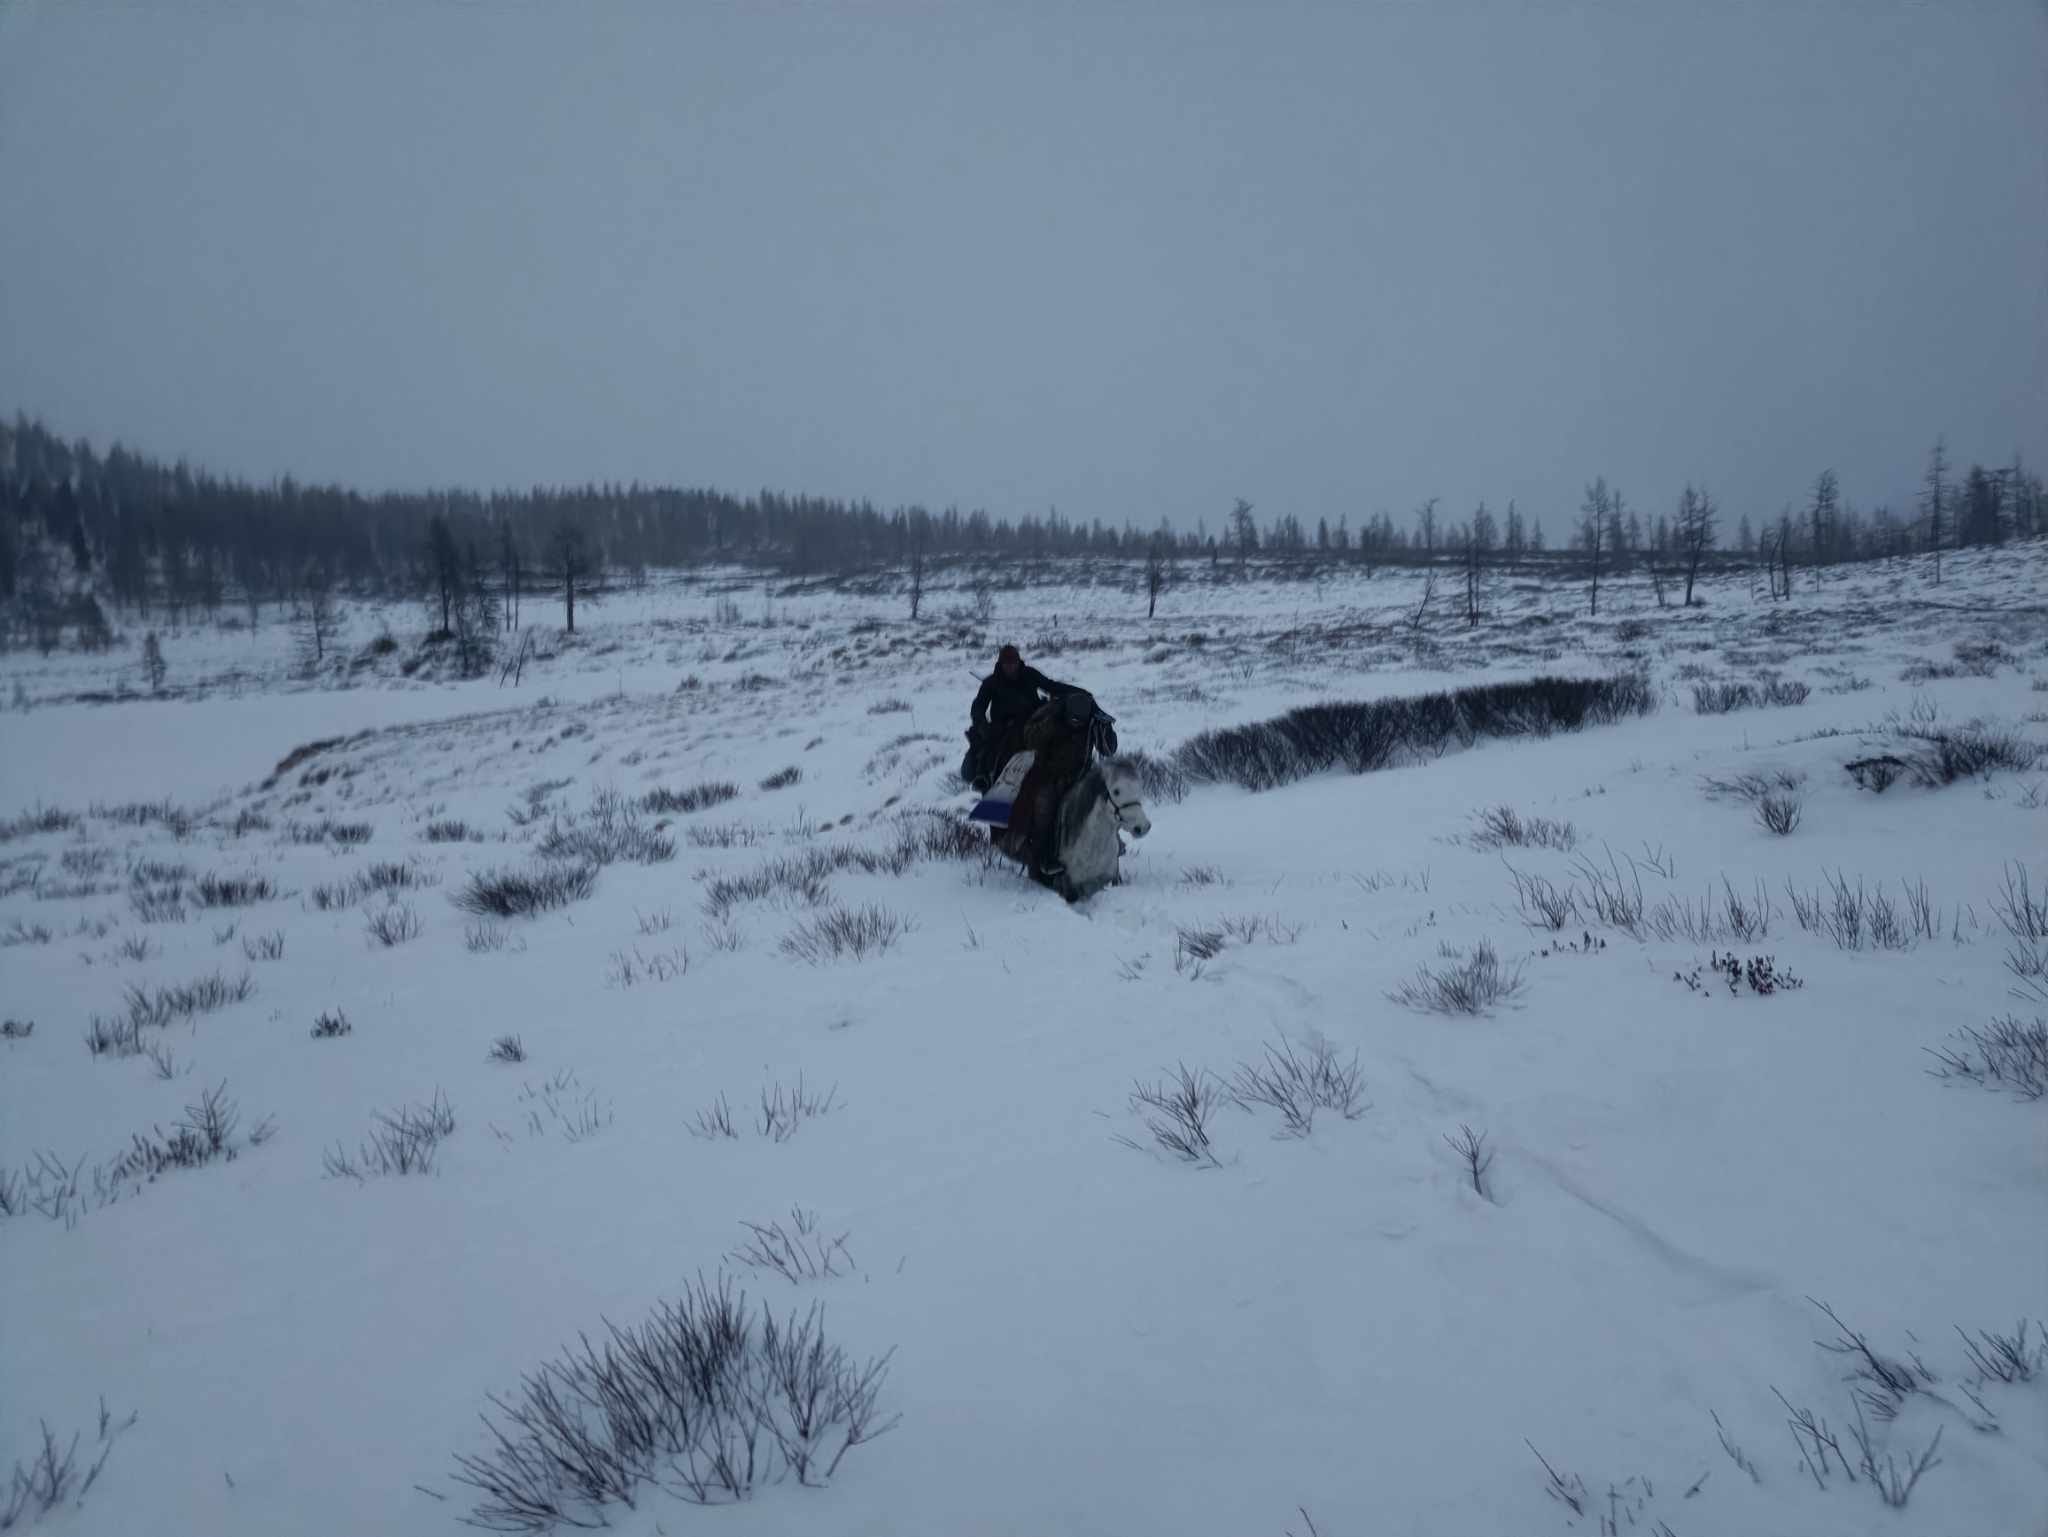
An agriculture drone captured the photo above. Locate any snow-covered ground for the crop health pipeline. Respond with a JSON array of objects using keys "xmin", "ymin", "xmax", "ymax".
[{"xmin": 4, "ymin": 549, "xmax": 2045, "ymax": 1537}]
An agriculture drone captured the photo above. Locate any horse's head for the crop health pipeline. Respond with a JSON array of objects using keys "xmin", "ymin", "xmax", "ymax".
[{"xmin": 1100, "ymin": 760, "xmax": 1152, "ymax": 838}]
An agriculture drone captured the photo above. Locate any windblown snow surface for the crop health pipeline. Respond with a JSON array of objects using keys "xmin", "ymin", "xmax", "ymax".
[{"xmin": 4, "ymin": 550, "xmax": 2045, "ymax": 1537}]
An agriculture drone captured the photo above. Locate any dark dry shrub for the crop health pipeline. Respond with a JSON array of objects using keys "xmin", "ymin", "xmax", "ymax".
[
  {"xmin": 242, "ymin": 929, "xmax": 286, "ymax": 962},
  {"xmin": 193, "ymin": 871, "xmax": 277, "ymax": 908},
  {"xmin": 84, "ymin": 1013, "xmax": 145, "ymax": 1058},
  {"xmin": 887, "ymin": 808, "xmax": 984, "ymax": 863},
  {"xmin": 1399, "ymin": 693, "xmax": 1466, "ymax": 756},
  {"xmin": 311, "ymin": 1010, "xmax": 351, "ymax": 1039},
  {"xmin": 60, "ymin": 846, "xmax": 114, "ymax": 878},
  {"xmin": 1846, "ymin": 755, "xmax": 1907, "ymax": 793},
  {"xmin": 129, "ymin": 885, "xmax": 187, "ymax": 924},
  {"xmin": 1756, "ymin": 792, "xmax": 1803, "ymax": 836},
  {"xmin": 127, "ymin": 858, "xmax": 190, "ymax": 887},
  {"xmin": 105, "ymin": 1082, "xmax": 270, "ymax": 1187},
  {"xmin": 121, "ymin": 969, "xmax": 255, "ymax": 1032},
  {"xmin": 0, "ymin": 861, "xmax": 43, "ymax": 902},
  {"xmin": 1568, "ymin": 847, "xmax": 1650, "ymax": 936},
  {"xmin": 357, "ymin": 861, "xmax": 429, "ymax": 895},
  {"xmin": 1173, "ymin": 675, "xmax": 1653, "ymax": 793},
  {"xmin": 1175, "ymin": 718, "xmax": 1312, "ymax": 792},
  {"xmin": 1927, "ymin": 1016, "xmax": 2047, "ymax": 1100},
  {"xmin": 270, "ymin": 736, "xmax": 345, "ymax": 780},
  {"xmin": 1701, "ymin": 768, "xmax": 1805, "ymax": 805},
  {"xmin": 1229, "ymin": 1036, "xmax": 1365, "ymax": 1136},
  {"xmin": 686, "ymin": 819, "xmax": 764, "ymax": 849},
  {"xmin": 1896, "ymin": 724, "xmax": 2043, "ymax": 786},
  {"xmin": 705, "ymin": 818, "xmax": 980, "ymax": 919},
  {"xmin": 1785, "ymin": 871, "xmax": 1910, "ymax": 951},
  {"xmin": 421, "ymin": 819, "xmax": 477, "ymax": 843},
  {"xmin": 0, "ymin": 806, "xmax": 81, "ymax": 843},
  {"xmin": 1121, "ymin": 1064, "xmax": 1223, "ymax": 1166},
  {"xmin": 780, "ymin": 904, "xmax": 910, "ymax": 963},
  {"xmin": 448, "ymin": 1274, "xmax": 897, "ymax": 1527},
  {"xmin": 1953, "ymin": 638, "xmax": 2011, "ymax": 676},
  {"xmin": 1, "ymin": 1019, "xmax": 33, "ymax": 1040},
  {"xmin": 91, "ymin": 799, "xmax": 196, "ymax": 838},
  {"xmin": 1389, "ymin": 940, "xmax": 1526, "ymax": 1015},
  {"xmin": 1216, "ymin": 913, "xmax": 1300, "ymax": 945},
  {"xmin": 641, "ymin": 780, "xmax": 740, "ymax": 816},
  {"xmin": 1694, "ymin": 681, "xmax": 1755, "ymax": 714},
  {"xmin": 1991, "ymin": 863, "xmax": 2047, "ymax": 944},
  {"xmin": 364, "ymin": 902, "xmax": 423, "ymax": 947},
  {"xmin": 727, "ymin": 1206, "xmax": 855, "ymax": 1282},
  {"xmin": 33, "ymin": 878, "xmax": 104, "ymax": 903},
  {"xmin": 324, "ymin": 1090, "xmax": 455, "ymax": 1179},
  {"xmin": 488, "ymin": 1034, "xmax": 526, "ymax": 1063},
  {"xmin": 756, "ymin": 1075, "xmax": 840, "ymax": 1141},
  {"xmin": 690, "ymin": 1092, "xmax": 739, "ymax": 1140},
  {"xmin": 1695, "ymin": 677, "xmax": 1811, "ymax": 714},
  {"xmin": 1901, "ymin": 658, "xmax": 1961, "ymax": 682},
  {"xmin": 703, "ymin": 868, "xmax": 777, "ymax": 919},
  {"xmin": 1957, "ymin": 1320, "xmax": 2045, "ymax": 1385},
  {"xmin": 1115, "ymin": 750, "xmax": 1190, "ymax": 805},
  {"xmin": 454, "ymin": 863, "xmax": 598, "ymax": 918},
  {"xmin": 536, "ymin": 789, "xmax": 675, "ymax": 867},
  {"xmin": 1507, "ymin": 866, "xmax": 1579, "ymax": 930},
  {"xmin": 1471, "ymin": 805, "xmax": 1578, "ymax": 851},
  {"xmin": 1487, "ymin": 679, "xmax": 1583, "ymax": 731},
  {"xmin": 286, "ymin": 817, "xmax": 373, "ymax": 846},
  {"xmin": 760, "ymin": 765, "xmax": 803, "ymax": 791},
  {"xmin": 1643, "ymin": 876, "xmax": 1776, "ymax": 944},
  {"xmin": 867, "ymin": 698, "xmax": 912, "ymax": 714},
  {"xmin": 0, "ymin": 1399, "xmax": 134, "ymax": 1524}
]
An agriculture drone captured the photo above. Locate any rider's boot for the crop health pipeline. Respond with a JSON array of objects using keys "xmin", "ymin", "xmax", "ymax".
[{"xmin": 1031, "ymin": 808, "xmax": 1064, "ymax": 880}]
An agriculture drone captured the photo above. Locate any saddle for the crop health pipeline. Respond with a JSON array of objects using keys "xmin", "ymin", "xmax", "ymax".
[{"xmin": 967, "ymin": 750, "xmax": 1036, "ymax": 827}]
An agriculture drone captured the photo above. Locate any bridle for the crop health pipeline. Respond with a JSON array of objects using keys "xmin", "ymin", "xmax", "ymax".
[{"xmin": 1101, "ymin": 769, "xmax": 1149, "ymax": 833}]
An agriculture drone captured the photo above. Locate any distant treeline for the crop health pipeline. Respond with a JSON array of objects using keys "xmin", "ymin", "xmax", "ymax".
[{"xmin": 0, "ymin": 412, "xmax": 2040, "ymax": 637}]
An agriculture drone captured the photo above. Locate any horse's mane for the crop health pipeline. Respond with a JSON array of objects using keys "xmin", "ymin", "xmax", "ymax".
[{"xmin": 1056, "ymin": 763, "xmax": 1110, "ymax": 844}]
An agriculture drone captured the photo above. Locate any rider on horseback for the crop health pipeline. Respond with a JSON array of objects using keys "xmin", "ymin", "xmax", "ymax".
[
  {"xmin": 965, "ymin": 645, "xmax": 1122, "ymax": 885},
  {"xmin": 966, "ymin": 645, "xmax": 1074, "ymax": 792},
  {"xmin": 1010, "ymin": 690, "xmax": 1101, "ymax": 880}
]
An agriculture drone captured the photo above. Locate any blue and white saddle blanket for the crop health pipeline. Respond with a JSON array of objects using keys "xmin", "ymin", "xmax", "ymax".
[{"xmin": 967, "ymin": 750, "xmax": 1036, "ymax": 827}]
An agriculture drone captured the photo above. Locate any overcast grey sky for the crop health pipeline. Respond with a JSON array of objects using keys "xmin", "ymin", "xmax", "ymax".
[{"xmin": 2, "ymin": 1, "xmax": 2043, "ymax": 535}]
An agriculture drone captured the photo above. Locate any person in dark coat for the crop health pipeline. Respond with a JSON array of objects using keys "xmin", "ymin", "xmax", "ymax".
[
  {"xmin": 1004, "ymin": 690, "xmax": 1100, "ymax": 882},
  {"xmin": 965, "ymin": 644, "xmax": 1074, "ymax": 790}
]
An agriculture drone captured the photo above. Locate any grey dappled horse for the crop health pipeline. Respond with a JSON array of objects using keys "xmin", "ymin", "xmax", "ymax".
[{"xmin": 1046, "ymin": 759, "xmax": 1152, "ymax": 902}]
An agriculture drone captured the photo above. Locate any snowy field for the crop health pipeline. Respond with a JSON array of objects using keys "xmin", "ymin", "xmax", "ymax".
[{"xmin": 4, "ymin": 549, "xmax": 2046, "ymax": 1537}]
